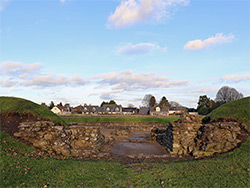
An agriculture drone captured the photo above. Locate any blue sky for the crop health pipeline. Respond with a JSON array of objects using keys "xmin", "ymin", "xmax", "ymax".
[{"xmin": 0, "ymin": 0, "xmax": 249, "ymax": 107}]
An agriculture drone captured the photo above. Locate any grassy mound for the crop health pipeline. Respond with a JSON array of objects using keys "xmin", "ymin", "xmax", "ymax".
[
  {"xmin": 208, "ymin": 97, "xmax": 250, "ymax": 129},
  {"xmin": 0, "ymin": 96, "xmax": 67, "ymax": 127}
]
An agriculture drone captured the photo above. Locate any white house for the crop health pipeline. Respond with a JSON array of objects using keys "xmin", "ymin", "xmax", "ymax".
[
  {"xmin": 51, "ymin": 106, "xmax": 71, "ymax": 115},
  {"xmin": 51, "ymin": 106, "xmax": 62, "ymax": 114}
]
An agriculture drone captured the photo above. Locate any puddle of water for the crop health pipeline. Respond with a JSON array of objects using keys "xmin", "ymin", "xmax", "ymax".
[
  {"xmin": 129, "ymin": 132, "xmax": 150, "ymax": 141},
  {"xmin": 129, "ymin": 137, "xmax": 147, "ymax": 141},
  {"xmin": 110, "ymin": 142, "xmax": 168, "ymax": 156}
]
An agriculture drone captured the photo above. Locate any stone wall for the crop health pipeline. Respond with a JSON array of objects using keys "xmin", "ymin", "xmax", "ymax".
[
  {"xmin": 152, "ymin": 115, "xmax": 249, "ymax": 158},
  {"xmin": 14, "ymin": 121, "xmax": 105, "ymax": 157}
]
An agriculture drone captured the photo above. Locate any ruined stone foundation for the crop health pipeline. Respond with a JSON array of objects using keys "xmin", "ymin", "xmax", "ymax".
[
  {"xmin": 152, "ymin": 115, "xmax": 249, "ymax": 158},
  {"xmin": 14, "ymin": 121, "xmax": 105, "ymax": 157}
]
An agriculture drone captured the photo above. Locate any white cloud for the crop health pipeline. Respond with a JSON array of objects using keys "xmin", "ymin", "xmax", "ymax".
[
  {"xmin": 189, "ymin": 88, "xmax": 217, "ymax": 93},
  {"xmin": 188, "ymin": 98, "xmax": 198, "ymax": 103},
  {"xmin": 0, "ymin": 0, "xmax": 10, "ymax": 11},
  {"xmin": 0, "ymin": 61, "xmax": 41, "ymax": 76},
  {"xmin": 21, "ymin": 74, "xmax": 89, "ymax": 88},
  {"xmin": 0, "ymin": 61, "xmax": 88, "ymax": 88},
  {"xmin": 93, "ymin": 70, "xmax": 189, "ymax": 91},
  {"xmin": 60, "ymin": 0, "xmax": 66, "ymax": 3},
  {"xmin": 107, "ymin": 0, "xmax": 189, "ymax": 29},
  {"xmin": 221, "ymin": 74, "xmax": 250, "ymax": 83},
  {"xmin": 0, "ymin": 79, "xmax": 17, "ymax": 87},
  {"xmin": 118, "ymin": 42, "xmax": 166, "ymax": 55},
  {"xmin": 184, "ymin": 33, "xmax": 235, "ymax": 50},
  {"xmin": 91, "ymin": 91, "xmax": 123, "ymax": 100}
]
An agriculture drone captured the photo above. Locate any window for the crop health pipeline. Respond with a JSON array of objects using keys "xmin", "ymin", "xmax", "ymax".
[
  {"xmin": 115, "ymin": 107, "xmax": 120, "ymax": 112},
  {"xmin": 106, "ymin": 107, "xmax": 110, "ymax": 112}
]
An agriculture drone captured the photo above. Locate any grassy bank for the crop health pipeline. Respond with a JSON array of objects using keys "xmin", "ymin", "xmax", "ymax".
[
  {"xmin": 61, "ymin": 116, "xmax": 179, "ymax": 124},
  {"xmin": 208, "ymin": 96, "xmax": 250, "ymax": 129},
  {"xmin": 0, "ymin": 96, "xmax": 68, "ymax": 127}
]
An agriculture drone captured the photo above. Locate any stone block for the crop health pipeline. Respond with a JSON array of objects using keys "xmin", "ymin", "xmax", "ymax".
[
  {"xmin": 19, "ymin": 123, "xmax": 31, "ymax": 128},
  {"xmin": 44, "ymin": 133, "xmax": 54, "ymax": 141},
  {"xmin": 13, "ymin": 132, "xmax": 22, "ymax": 137},
  {"xmin": 54, "ymin": 126, "xmax": 64, "ymax": 131}
]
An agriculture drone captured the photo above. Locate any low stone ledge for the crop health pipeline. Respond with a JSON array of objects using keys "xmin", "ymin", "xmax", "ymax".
[{"xmin": 14, "ymin": 121, "xmax": 105, "ymax": 157}]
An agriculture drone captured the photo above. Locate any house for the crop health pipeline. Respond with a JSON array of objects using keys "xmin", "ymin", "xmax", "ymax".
[
  {"xmin": 51, "ymin": 105, "xmax": 71, "ymax": 115},
  {"xmin": 150, "ymin": 105, "xmax": 169, "ymax": 116},
  {"xmin": 122, "ymin": 107, "xmax": 137, "ymax": 115},
  {"xmin": 82, "ymin": 105, "xmax": 99, "ymax": 114},
  {"xmin": 169, "ymin": 107, "xmax": 186, "ymax": 115},
  {"xmin": 72, "ymin": 105, "xmax": 84, "ymax": 114},
  {"xmin": 64, "ymin": 103, "xmax": 71, "ymax": 110},
  {"xmin": 102, "ymin": 104, "xmax": 122, "ymax": 114},
  {"xmin": 71, "ymin": 103, "xmax": 123, "ymax": 115},
  {"xmin": 139, "ymin": 107, "xmax": 150, "ymax": 115},
  {"xmin": 51, "ymin": 106, "xmax": 62, "ymax": 114},
  {"xmin": 188, "ymin": 108, "xmax": 198, "ymax": 115}
]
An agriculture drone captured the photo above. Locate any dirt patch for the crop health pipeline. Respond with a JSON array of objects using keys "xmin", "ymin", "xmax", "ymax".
[
  {"xmin": 107, "ymin": 131, "xmax": 168, "ymax": 156},
  {"xmin": 95, "ymin": 129, "xmax": 184, "ymax": 162},
  {"xmin": 110, "ymin": 142, "xmax": 168, "ymax": 156},
  {"xmin": 0, "ymin": 112, "xmax": 40, "ymax": 136}
]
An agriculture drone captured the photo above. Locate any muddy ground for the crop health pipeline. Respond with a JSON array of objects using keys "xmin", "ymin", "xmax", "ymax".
[{"xmin": 85, "ymin": 125, "xmax": 192, "ymax": 162}]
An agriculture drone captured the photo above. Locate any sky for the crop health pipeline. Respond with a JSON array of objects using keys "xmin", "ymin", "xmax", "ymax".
[{"xmin": 0, "ymin": 0, "xmax": 249, "ymax": 108}]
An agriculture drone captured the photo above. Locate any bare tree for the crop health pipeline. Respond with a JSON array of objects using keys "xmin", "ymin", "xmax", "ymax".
[
  {"xmin": 49, "ymin": 101, "xmax": 55, "ymax": 109},
  {"xmin": 159, "ymin": 96, "xmax": 170, "ymax": 108},
  {"xmin": 149, "ymin": 96, "xmax": 156, "ymax": 108},
  {"xmin": 215, "ymin": 86, "xmax": 243, "ymax": 103},
  {"xmin": 142, "ymin": 94, "xmax": 153, "ymax": 107},
  {"xmin": 128, "ymin": 103, "xmax": 134, "ymax": 108},
  {"xmin": 169, "ymin": 101, "xmax": 183, "ymax": 107}
]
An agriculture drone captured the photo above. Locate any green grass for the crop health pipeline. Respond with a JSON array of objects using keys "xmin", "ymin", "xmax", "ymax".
[
  {"xmin": 62, "ymin": 116, "xmax": 179, "ymax": 124},
  {"xmin": 0, "ymin": 96, "xmax": 68, "ymax": 126},
  {"xmin": 0, "ymin": 130, "xmax": 249, "ymax": 187},
  {"xmin": 208, "ymin": 96, "xmax": 250, "ymax": 129},
  {"xmin": 0, "ymin": 131, "xmax": 128, "ymax": 187},
  {"xmin": 0, "ymin": 96, "xmax": 249, "ymax": 187}
]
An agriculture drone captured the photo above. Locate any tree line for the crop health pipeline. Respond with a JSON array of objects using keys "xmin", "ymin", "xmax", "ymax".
[
  {"xmin": 142, "ymin": 94, "xmax": 170, "ymax": 108},
  {"xmin": 43, "ymin": 86, "xmax": 243, "ymax": 115}
]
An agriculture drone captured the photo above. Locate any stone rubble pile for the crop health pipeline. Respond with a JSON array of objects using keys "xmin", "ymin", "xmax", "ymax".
[
  {"xmin": 14, "ymin": 121, "xmax": 105, "ymax": 157},
  {"xmin": 110, "ymin": 127, "xmax": 130, "ymax": 136},
  {"xmin": 152, "ymin": 115, "xmax": 248, "ymax": 158}
]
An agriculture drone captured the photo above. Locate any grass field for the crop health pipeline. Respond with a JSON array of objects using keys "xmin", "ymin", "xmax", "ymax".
[
  {"xmin": 61, "ymin": 116, "xmax": 179, "ymax": 124},
  {"xmin": 0, "ymin": 97, "xmax": 249, "ymax": 187}
]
